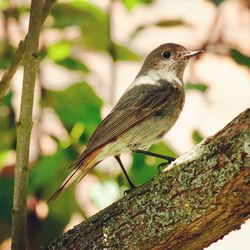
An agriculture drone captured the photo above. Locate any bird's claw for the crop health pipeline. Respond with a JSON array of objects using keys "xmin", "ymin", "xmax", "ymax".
[
  {"xmin": 158, "ymin": 157, "xmax": 176, "ymax": 173},
  {"xmin": 158, "ymin": 162, "xmax": 169, "ymax": 172},
  {"xmin": 124, "ymin": 184, "xmax": 137, "ymax": 195}
]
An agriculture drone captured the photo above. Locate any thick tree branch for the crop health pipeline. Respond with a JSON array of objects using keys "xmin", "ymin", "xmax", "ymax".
[
  {"xmin": 45, "ymin": 109, "xmax": 250, "ymax": 250},
  {"xmin": 0, "ymin": 0, "xmax": 57, "ymax": 101},
  {"xmin": 11, "ymin": 0, "xmax": 43, "ymax": 249}
]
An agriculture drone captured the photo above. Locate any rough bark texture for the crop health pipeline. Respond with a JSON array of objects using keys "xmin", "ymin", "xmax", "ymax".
[{"xmin": 45, "ymin": 109, "xmax": 250, "ymax": 250}]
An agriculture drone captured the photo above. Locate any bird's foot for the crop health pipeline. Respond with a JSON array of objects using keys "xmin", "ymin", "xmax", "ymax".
[
  {"xmin": 158, "ymin": 158, "xmax": 176, "ymax": 173},
  {"xmin": 124, "ymin": 184, "xmax": 137, "ymax": 195}
]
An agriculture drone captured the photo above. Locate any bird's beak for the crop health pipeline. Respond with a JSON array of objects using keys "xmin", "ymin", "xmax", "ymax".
[{"xmin": 182, "ymin": 50, "xmax": 204, "ymax": 59}]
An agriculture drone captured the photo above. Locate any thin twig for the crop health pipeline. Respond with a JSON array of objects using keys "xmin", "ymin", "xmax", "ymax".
[
  {"xmin": 0, "ymin": 0, "xmax": 57, "ymax": 101},
  {"xmin": 11, "ymin": 0, "xmax": 43, "ymax": 249}
]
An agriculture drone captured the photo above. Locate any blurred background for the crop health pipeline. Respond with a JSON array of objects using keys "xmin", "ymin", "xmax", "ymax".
[{"xmin": 0, "ymin": 0, "xmax": 250, "ymax": 249}]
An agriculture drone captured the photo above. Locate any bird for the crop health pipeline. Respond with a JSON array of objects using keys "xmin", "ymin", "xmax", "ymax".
[{"xmin": 48, "ymin": 43, "xmax": 203, "ymax": 201}]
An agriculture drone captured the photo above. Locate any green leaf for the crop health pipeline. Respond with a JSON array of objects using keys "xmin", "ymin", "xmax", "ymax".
[
  {"xmin": 155, "ymin": 19, "xmax": 185, "ymax": 27},
  {"xmin": 51, "ymin": 3, "xmax": 109, "ymax": 51},
  {"xmin": 0, "ymin": 177, "xmax": 14, "ymax": 241},
  {"xmin": 185, "ymin": 82, "xmax": 209, "ymax": 93},
  {"xmin": 122, "ymin": 0, "xmax": 154, "ymax": 10},
  {"xmin": 0, "ymin": 90, "xmax": 12, "ymax": 105},
  {"xmin": 51, "ymin": 3, "xmax": 90, "ymax": 28},
  {"xmin": 130, "ymin": 19, "xmax": 185, "ymax": 38},
  {"xmin": 29, "ymin": 148, "xmax": 71, "ymax": 194},
  {"xmin": 47, "ymin": 41, "xmax": 72, "ymax": 61},
  {"xmin": 130, "ymin": 142, "xmax": 176, "ymax": 185},
  {"xmin": 71, "ymin": 1, "xmax": 108, "ymax": 49},
  {"xmin": 70, "ymin": 122, "xmax": 85, "ymax": 143},
  {"xmin": 0, "ymin": 151, "xmax": 11, "ymax": 170},
  {"xmin": 0, "ymin": 42, "xmax": 15, "ymax": 69},
  {"xmin": 56, "ymin": 57, "xmax": 89, "ymax": 72},
  {"xmin": 230, "ymin": 48, "xmax": 250, "ymax": 68},
  {"xmin": 0, "ymin": 92, "xmax": 16, "ymax": 152},
  {"xmin": 115, "ymin": 44, "xmax": 140, "ymax": 61},
  {"xmin": 46, "ymin": 41, "xmax": 90, "ymax": 71},
  {"xmin": 42, "ymin": 82, "xmax": 102, "ymax": 135},
  {"xmin": 192, "ymin": 130, "xmax": 204, "ymax": 144},
  {"xmin": 0, "ymin": 0, "xmax": 9, "ymax": 9},
  {"xmin": 51, "ymin": 3, "xmax": 141, "ymax": 57}
]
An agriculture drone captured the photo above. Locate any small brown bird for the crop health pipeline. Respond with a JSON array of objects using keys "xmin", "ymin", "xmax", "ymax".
[{"xmin": 49, "ymin": 43, "xmax": 203, "ymax": 201}]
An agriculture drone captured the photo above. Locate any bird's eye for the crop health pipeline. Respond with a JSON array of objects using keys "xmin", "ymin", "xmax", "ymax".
[{"xmin": 162, "ymin": 51, "xmax": 171, "ymax": 59}]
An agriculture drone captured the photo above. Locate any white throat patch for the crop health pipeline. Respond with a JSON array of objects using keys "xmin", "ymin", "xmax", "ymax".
[{"xmin": 127, "ymin": 69, "xmax": 182, "ymax": 91}]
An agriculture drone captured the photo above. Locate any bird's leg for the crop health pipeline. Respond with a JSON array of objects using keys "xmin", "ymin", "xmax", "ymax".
[
  {"xmin": 157, "ymin": 162, "xmax": 173, "ymax": 172},
  {"xmin": 114, "ymin": 155, "xmax": 136, "ymax": 194},
  {"xmin": 133, "ymin": 150, "xmax": 176, "ymax": 172},
  {"xmin": 133, "ymin": 149, "xmax": 176, "ymax": 161}
]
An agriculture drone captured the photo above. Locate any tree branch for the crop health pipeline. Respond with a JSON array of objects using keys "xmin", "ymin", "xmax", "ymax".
[
  {"xmin": 0, "ymin": 0, "xmax": 57, "ymax": 101},
  {"xmin": 45, "ymin": 109, "xmax": 250, "ymax": 250},
  {"xmin": 11, "ymin": 0, "xmax": 43, "ymax": 249}
]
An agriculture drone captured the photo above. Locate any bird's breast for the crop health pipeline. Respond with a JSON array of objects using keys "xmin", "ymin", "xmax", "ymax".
[
  {"xmin": 155, "ymin": 85, "xmax": 185, "ymax": 118},
  {"xmin": 126, "ymin": 85, "xmax": 185, "ymax": 151}
]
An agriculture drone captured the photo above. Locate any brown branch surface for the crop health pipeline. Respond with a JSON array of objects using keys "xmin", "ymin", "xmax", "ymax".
[
  {"xmin": 45, "ymin": 109, "xmax": 250, "ymax": 250},
  {"xmin": 0, "ymin": 0, "xmax": 57, "ymax": 101}
]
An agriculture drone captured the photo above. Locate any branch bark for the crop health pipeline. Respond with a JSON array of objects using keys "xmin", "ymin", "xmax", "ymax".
[
  {"xmin": 11, "ymin": 1, "xmax": 43, "ymax": 249},
  {"xmin": 45, "ymin": 109, "xmax": 250, "ymax": 250},
  {"xmin": 0, "ymin": 0, "xmax": 57, "ymax": 101}
]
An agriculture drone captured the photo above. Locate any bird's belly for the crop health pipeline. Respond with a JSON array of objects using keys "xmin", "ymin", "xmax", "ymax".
[
  {"xmin": 128, "ymin": 99, "xmax": 184, "ymax": 150},
  {"xmin": 94, "ymin": 119, "xmax": 162, "ymax": 161}
]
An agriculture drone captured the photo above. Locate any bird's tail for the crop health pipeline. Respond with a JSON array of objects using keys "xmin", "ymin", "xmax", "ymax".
[{"xmin": 48, "ymin": 148, "xmax": 101, "ymax": 202}]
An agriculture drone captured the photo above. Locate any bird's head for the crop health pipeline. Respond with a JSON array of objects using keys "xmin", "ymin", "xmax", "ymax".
[{"xmin": 138, "ymin": 43, "xmax": 203, "ymax": 83}]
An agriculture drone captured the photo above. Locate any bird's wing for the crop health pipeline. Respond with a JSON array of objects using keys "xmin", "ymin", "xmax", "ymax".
[
  {"xmin": 48, "ymin": 81, "xmax": 178, "ymax": 201},
  {"xmin": 76, "ymin": 81, "xmax": 178, "ymax": 165}
]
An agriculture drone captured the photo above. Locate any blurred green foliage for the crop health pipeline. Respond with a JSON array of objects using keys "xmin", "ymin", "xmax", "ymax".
[
  {"xmin": 0, "ymin": 0, "xmax": 249, "ymax": 248},
  {"xmin": 130, "ymin": 142, "xmax": 176, "ymax": 185},
  {"xmin": 185, "ymin": 82, "xmax": 209, "ymax": 93},
  {"xmin": 0, "ymin": 42, "xmax": 16, "ymax": 69},
  {"xmin": 192, "ymin": 130, "xmax": 204, "ymax": 145},
  {"xmin": 123, "ymin": 0, "xmax": 154, "ymax": 10},
  {"xmin": 29, "ymin": 146, "xmax": 82, "ymax": 244},
  {"xmin": 52, "ymin": 2, "xmax": 109, "ymax": 51},
  {"xmin": 130, "ymin": 19, "xmax": 185, "ymax": 39},
  {"xmin": 0, "ymin": 92, "xmax": 16, "ymax": 157},
  {"xmin": 42, "ymin": 82, "xmax": 102, "ymax": 134},
  {"xmin": 230, "ymin": 49, "xmax": 250, "ymax": 68},
  {"xmin": 0, "ymin": 177, "xmax": 14, "ymax": 241}
]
